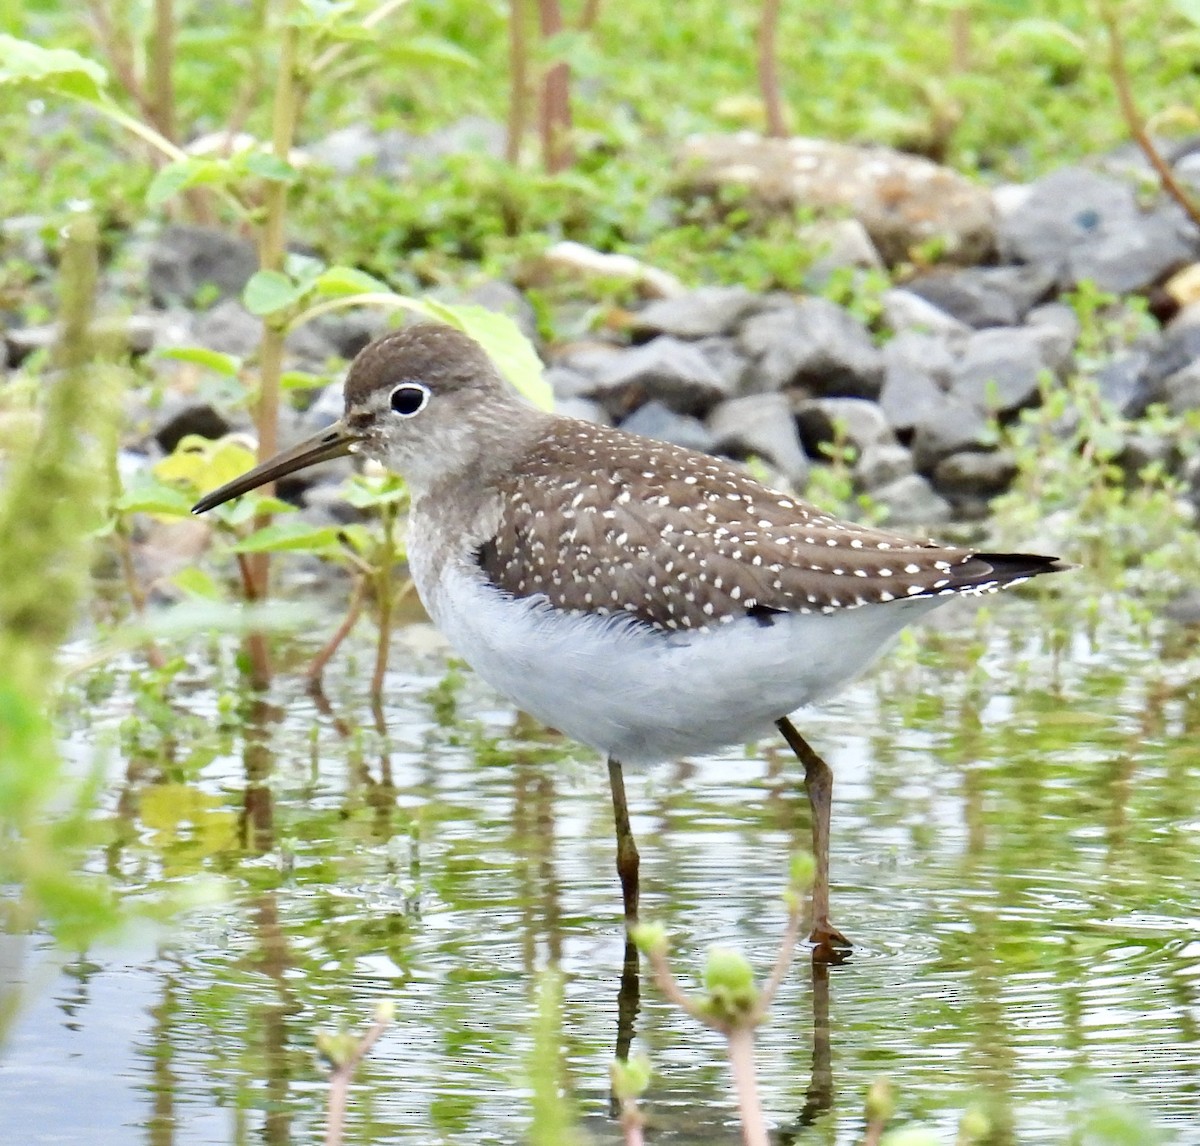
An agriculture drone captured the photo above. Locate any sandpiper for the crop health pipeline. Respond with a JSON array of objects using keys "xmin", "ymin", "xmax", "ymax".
[{"xmin": 194, "ymin": 323, "xmax": 1069, "ymax": 956}]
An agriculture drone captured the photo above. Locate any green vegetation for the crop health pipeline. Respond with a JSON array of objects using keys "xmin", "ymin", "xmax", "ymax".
[{"xmin": 1, "ymin": 1, "xmax": 1199, "ymax": 1143}]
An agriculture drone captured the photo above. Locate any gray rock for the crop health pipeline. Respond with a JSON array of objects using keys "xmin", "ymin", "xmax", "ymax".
[
  {"xmin": 739, "ymin": 298, "xmax": 883, "ymax": 398},
  {"xmin": 153, "ymin": 399, "xmax": 235, "ymax": 454},
  {"xmin": 1094, "ymin": 351, "xmax": 1148, "ymax": 416},
  {"xmin": 304, "ymin": 383, "xmax": 346, "ymax": 429},
  {"xmin": 707, "ymin": 393, "xmax": 810, "ymax": 485},
  {"xmin": 415, "ymin": 115, "xmax": 506, "ymax": 162},
  {"xmin": 1140, "ymin": 323, "xmax": 1200, "ymax": 403},
  {"xmin": 906, "ymin": 264, "xmax": 1055, "ymax": 329},
  {"xmin": 676, "ymin": 134, "xmax": 996, "ymax": 265},
  {"xmin": 998, "ymin": 166, "xmax": 1197, "ymax": 292},
  {"xmin": 554, "ymin": 396, "xmax": 611, "ymax": 424},
  {"xmin": 853, "ymin": 441, "xmax": 914, "ymax": 491},
  {"xmin": 1024, "ymin": 303, "xmax": 1080, "ymax": 375},
  {"xmin": 1163, "ymin": 588, "xmax": 1200, "ymax": 625},
  {"xmin": 586, "ymin": 336, "xmax": 733, "ymax": 416},
  {"xmin": 147, "ymin": 225, "xmax": 258, "ymax": 307},
  {"xmin": 950, "ymin": 327, "xmax": 1045, "ymax": 413},
  {"xmin": 911, "ymin": 396, "xmax": 992, "ymax": 472},
  {"xmin": 1, "ymin": 215, "xmax": 49, "ymax": 268},
  {"xmin": 545, "ymin": 362, "xmax": 599, "ymax": 401},
  {"xmin": 191, "ymin": 299, "xmax": 261, "ymax": 356},
  {"xmin": 1118, "ymin": 431, "xmax": 1179, "ymax": 476},
  {"xmin": 998, "ymin": 166, "xmax": 1137, "ymax": 267},
  {"xmin": 619, "ymin": 400, "xmax": 717, "ymax": 452},
  {"xmin": 870, "ymin": 473, "xmax": 953, "ymax": 525},
  {"xmin": 5, "ymin": 314, "xmax": 161, "ymax": 364},
  {"xmin": 881, "ymin": 289, "xmax": 972, "ymax": 338},
  {"xmin": 794, "ymin": 397, "xmax": 893, "ymax": 459},
  {"xmin": 190, "ymin": 299, "xmax": 338, "ymax": 367},
  {"xmin": 878, "ymin": 332, "xmax": 955, "ymax": 433},
  {"xmin": 800, "ymin": 218, "xmax": 885, "ymax": 285},
  {"xmin": 306, "ymin": 123, "xmax": 413, "ymax": 175},
  {"xmin": 1157, "ymin": 359, "xmax": 1200, "ymax": 414},
  {"xmin": 932, "ymin": 449, "xmax": 1018, "ymax": 497},
  {"xmin": 693, "ymin": 336, "xmax": 751, "ymax": 393},
  {"xmin": 632, "ymin": 286, "xmax": 762, "ymax": 339},
  {"xmin": 1067, "ymin": 208, "xmax": 1195, "ymax": 294},
  {"xmin": 309, "ymin": 309, "xmax": 391, "ymax": 361}
]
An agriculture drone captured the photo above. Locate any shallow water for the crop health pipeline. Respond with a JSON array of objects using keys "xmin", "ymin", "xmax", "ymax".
[{"xmin": 3, "ymin": 588, "xmax": 1200, "ymax": 1144}]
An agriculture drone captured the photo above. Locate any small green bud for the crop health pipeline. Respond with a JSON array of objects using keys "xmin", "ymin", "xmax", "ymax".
[
  {"xmin": 630, "ymin": 921, "xmax": 669, "ymax": 956},
  {"xmin": 704, "ymin": 947, "xmax": 755, "ymax": 994},
  {"xmin": 374, "ymin": 999, "xmax": 395, "ymax": 1025},
  {"xmin": 957, "ymin": 1106, "xmax": 991, "ymax": 1141},
  {"xmin": 880, "ymin": 1127, "xmax": 939, "ymax": 1146},
  {"xmin": 315, "ymin": 1030, "xmax": 356, "ymax": 1067},
  {"xmin": 701, "ymin": 947, "xmax": 759, "ymax": 1019},
  {"xmin": 865, "ymin": 1077, "xmax": 895, "ymax": 1123},
  {"xmin": 788, "ymin": 851, "xmax": 816, "ymax": 892},
  {"xmin": 610, "ymin": 1054, "xmax": 652, "ymax": 1100}
]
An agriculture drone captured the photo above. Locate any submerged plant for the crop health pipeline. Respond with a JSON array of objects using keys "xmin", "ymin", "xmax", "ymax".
[{"xmin": 630, "ymin": 853, "xmax": 814, "ymax": 1146}]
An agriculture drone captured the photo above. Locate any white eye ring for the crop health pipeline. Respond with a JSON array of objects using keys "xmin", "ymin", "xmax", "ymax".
[{"xmin": 390, "ymin": 382, "xmax": 430, "ymax": 418}]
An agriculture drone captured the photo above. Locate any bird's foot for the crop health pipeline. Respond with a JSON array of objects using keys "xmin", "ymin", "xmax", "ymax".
[{"xmin": 807, "ymin": 920, "xmax": 853, "ymax": 964}]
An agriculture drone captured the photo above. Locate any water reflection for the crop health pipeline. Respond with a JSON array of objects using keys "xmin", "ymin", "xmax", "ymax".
[{"xmin": 3, "ymin": 601, "xmax": 1200, "ymax": 1143}]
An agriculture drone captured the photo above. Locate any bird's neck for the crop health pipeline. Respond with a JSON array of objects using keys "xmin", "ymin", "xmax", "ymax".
[{"xmin": 407, "ymin": 402, "xmax": 555, "ymax": 546}]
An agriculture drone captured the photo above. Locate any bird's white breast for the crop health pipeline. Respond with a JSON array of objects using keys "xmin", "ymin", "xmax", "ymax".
[{"xmin": 409, "ymin": 548, "xmax": 940, "ymax": 766}]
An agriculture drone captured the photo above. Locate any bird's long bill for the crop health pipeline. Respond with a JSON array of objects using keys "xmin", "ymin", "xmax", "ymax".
[{"xmin": 191, "ymin": 422, "xmax": 360, "ymax": 514}]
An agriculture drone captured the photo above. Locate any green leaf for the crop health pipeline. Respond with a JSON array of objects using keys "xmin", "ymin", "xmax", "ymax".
[
  {"xmin": 156, "ymin": 346, "xmax": 242, "ymax": 376},
  {"xmin": 0, "ymin": 35, "xmax": 108, "ymax": 101},
  {"xmin": 280, "ymin": 370, "xmax": 328, "ymax": 391},
  {"xmin": 343, "ymin": 474, "xmax": 408, "ymax": 508},
  {"xmin": 334, "ymin": 524, "xmax": 372, "ymax": 555},
  {"xmin": 227, "ymin": 520, "xmax": 347, "ymax": 556},
  {"xmin": 145, "ymin": 158, "xmax": 228, "ymax": 208},
  {"xmin": 314, "ymin": 265, "xmax": 390, "ymax": 297},
  {"xmin": 155, "ymin": 434, "xmax": 257, "ymax": 493},
  {"xmin": 169, "ymin": 567, "xmax": 223, "ymax": 601},
  {"xmin": 243, "ymin": 270, "xmax": 306, "ymax": 317},
  {"xmin": 217, "ymin": 494, "xmax": 295, "ymax": 528},
  {"xmin": 284, "ymin": 251, "xmax": 326, "ymax": 288},
  {"xmin": 384, "ymin": 35, "xmax": 479, "ymax": 71},
  {"xmin": 241, "ymin": 151, "xmax": 301, "ymax": 184},
  {"xmin": 114, "ymin": 474, "xmax": 194, "ymax": 518},
  {"xmin": 1171, "ymin": 0, "xmax": 1200, "ymax": 27},
  {"xmin": 417, "ymin": 301, "xmax": 551, "ymax": 410}
]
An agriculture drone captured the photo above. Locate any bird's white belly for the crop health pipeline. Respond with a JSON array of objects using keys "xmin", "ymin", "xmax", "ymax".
[{"xmin": 417, "ymin": 562, "xmax": 940, "ymax": 766}]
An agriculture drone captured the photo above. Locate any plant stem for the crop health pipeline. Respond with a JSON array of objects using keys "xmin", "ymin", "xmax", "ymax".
[
  {"xmin": 757, "ymin": 0, "xmax": 788, "ymax": 138},
  {"xmin": 1103, "ymin": 5, "xmax": 1200, "ymax": 229},
  {"xmin": 147, "ymin": 0, "xmax": 177, "ymax": 143},
  {"xmin": 618, "ymin": 1101, "xmax": 645, "ymax": 1146},
  {"xmin": 243, "ymin": 7, "xmax": 304, "ymax": 688},
  {"xmin": 506, "ymin": 0, "xmax": 530, "ymax": 163},
  {"xmin": 83, "ymin": 0, "xmax": 154, "ymax": 123},
  {"xmin": 323, "ymin": 1014, "xmax": 391, "ymax": 1146},
  {"xmin": 578, "ymin": 0, "xmax": 602, "ymax": 31},
  {"xmin": 370, "ymin": 508, "xmax": 398, "ymax": 703},
  {"xmin": 535, "ymin": 0, "xmax": 572, "ymax": 171},
  {"xmin": 726, "ymin": 1027, "xmax": 769, "ymax": 1146},
  {"xmin": 949, "ymin": 4, "xmax": 971, "ymax": 72},
  {"xmin": 643, "ymin": 947, "xmax": 707, "ymax": 1022},
  {"xmin": 753, "ymin": 891, "xmax": 803, "ymax": 1019},
  {"xmin": 306, "ymin": 575, "xmax": 368, "ymax": 690},
  {"xmin": 113, "ymin": 523, "xmax": 167, "ymax": 670}
]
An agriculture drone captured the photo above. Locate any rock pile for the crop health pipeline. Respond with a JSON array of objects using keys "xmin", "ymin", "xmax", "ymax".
[{"xmin": 5, "ymin": 130, "xmax": 1200, "ymax": 527}]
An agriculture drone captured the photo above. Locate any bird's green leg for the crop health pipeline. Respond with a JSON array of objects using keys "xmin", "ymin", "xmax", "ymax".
[{"xmin": 776, "ymin": 717, "xmax": 853, "ymax": 959}]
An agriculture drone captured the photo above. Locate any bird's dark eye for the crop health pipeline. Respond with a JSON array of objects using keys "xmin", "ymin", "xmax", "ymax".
[{"xmin": 390, "ymin": 383, "xmax": 430, "ymax": 417}]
